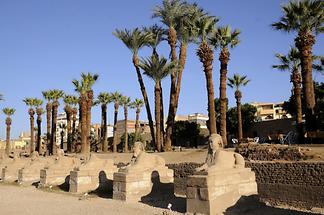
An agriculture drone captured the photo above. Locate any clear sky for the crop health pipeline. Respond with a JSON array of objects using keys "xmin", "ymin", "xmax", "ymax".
[{"xmin": 0, "ymin": 0, "xmax": 323, "ymax": 139}]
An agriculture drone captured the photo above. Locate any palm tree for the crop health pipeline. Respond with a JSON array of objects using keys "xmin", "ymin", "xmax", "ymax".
[
  {"xmin": 120, "ymin": 96, "xmax": 131, "ymax": 153},
  {"xmin": 209, "ymin": 26, "xmax": 241, "ymax": 146},
  {"xmin": 58, "ymin": 123, "xmax": 67, "ymax": 150},
  {"xmin": 113, "ymin": 28, "xmax": 156, "ymax": 147},
  {"xmin": 70, "ymin": 97, "xmax": 79, "ymax": 153},
  {"xmin": 273, "ymin": 47, "xmax": 304, "ymax": 142},
  {"xmin": 72, "ymin": 73, "xmax": 98, "ymax": 155},
  {"xmin": 111, "ymin": 92, "xmax": 122, "ymax": 153},
  {"xmin": 23, "ymin": 98, "xmax": 37, "ymax": 154},
  {"xmin": 272, "ymin": 0, "xmax": 324, "ymax": 132},
  {"xmin": 3, "ymin": 108, "xmax": 15, "ymax": 156},
  {"xmin": 49, "ymin": 90, "xmax": 64, "ymax": 155},
  {"xmin": 130, "ymin": 99, "xmax": 144, "ymax": 137},
  {"xmin": 140, "ymin": 55, "xmax": 175, "ymax": 152},
  {"xmin": 153, "ymin": 0, "xmax": 186, "ymax": 151},
  {"xmin": 42, "ymin": 90, "xmax": 54, "ymax": 155},
  {"xmin": 143, "ymin": 24, "xmax": 167, "ymax": 138},
  {"xmin": 34, "ymin": 99, "xmax": 43, "ymax": 154},
  {"xmin": 196, "ymin": 14, "xmax": 219, "ymax": 135},
  {"xmin": 97, "ymin": 92, "xmax": 112, "ymax": 152},
  {"xmin": 228, "ymin": 74, "xmax": 250, "ymax": 141},
  {"xmin": 64, "ymin": 95, "xmax": 78, "ymax": 153}
]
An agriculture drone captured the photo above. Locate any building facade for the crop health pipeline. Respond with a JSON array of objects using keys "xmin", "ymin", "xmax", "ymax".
[{"xmin": 251, "ymin": 102, "xmax": 292, "ymax": 121}]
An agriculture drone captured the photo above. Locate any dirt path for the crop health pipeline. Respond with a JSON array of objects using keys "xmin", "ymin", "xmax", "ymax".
[{"xmin": 0, "ymin": 184, "xmax": 180, "ymax": 215}]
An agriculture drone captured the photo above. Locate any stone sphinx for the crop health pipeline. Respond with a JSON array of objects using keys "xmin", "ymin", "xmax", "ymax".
[
  {"xmin": 196, "ymin": 134, "xmax": 245, "ymax": 172},
  {"xmin": 39, "ymin": 150, "xmax": 80, "ymax": 187},
  {"xmin": 187, "ymin": 134, "xmax": 257, "ymax": 215},
  {"xmin": 69, "ymin": 153, "xmax": 117, "ymax": 193},
  {"xmin": 113, "ymin": 142, "xmax": 173, "ymax": 201}
]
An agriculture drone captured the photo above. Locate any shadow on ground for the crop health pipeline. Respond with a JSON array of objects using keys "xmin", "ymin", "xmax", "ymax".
[
  {"xmin": 140, "ymin": 171, "xmax": 186, "ymax": 213},
  {"xmin": 224, "ymin": 195, "xmax": 319, "ymax": 215}
]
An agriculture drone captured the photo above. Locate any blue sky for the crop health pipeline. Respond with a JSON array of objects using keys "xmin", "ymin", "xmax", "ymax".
[{"xmin": 0, "ymin": 0, "xmax": 323, "ymax": 139}]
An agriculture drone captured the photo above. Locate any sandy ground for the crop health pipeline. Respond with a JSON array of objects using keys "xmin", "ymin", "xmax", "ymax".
[{"xmin": 0, "ymin": 184, "xmax": 180, "ymax": 215}]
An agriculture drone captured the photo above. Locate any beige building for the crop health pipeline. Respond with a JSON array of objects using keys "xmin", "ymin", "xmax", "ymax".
[
  {"xmin": 174, "ymin": 113, "xmax": 209, "ymax": 129},
  {"xmin": 251, "ymin": 102, "xmax": 292, "ymax": 121}
]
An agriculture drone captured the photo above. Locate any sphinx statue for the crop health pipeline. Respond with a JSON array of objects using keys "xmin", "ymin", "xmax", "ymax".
[
  {"xmin": 196, "ymin": 134, "xmax": 245, "ymax": 172},
  {"xmin": 120, "ymin": 142, "xmax": 165, "ymax": 173}
]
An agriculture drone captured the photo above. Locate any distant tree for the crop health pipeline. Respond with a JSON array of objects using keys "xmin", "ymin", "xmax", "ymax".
[
  {"xmin": 3, "ymin": 108, "xmax": 15, "ymax": 156},
  {"xmin": 97, "ymin": 92, "xmax": 112, "ymax": 152},
  {"xmin": 172, "ymin": 121, "xmax": 200, "ymax": 147},
  {"xmin": 23, "ymin": 98, "xmax": 38, "ymax": 154},
  {"xmin": 34, "ymin": 99, "xmax": 43, "ymax": 154},
  {"xmin": 120, "ymin": 96, "xmax": 132, "ymax": 153},
  {"xmin": 228, "ymin": 74, "xmax": 250, "ymax": 140},
  {"xmin": 227, "ymin": 104, "xmax": 257, "ymax": 137},
  {"xmin": 130, "ymin": 98, "xmax": 144, "ymax": 137},
  {"xmin": 110, "ymin": 92, "xmax": 123, "ymax": 153}
]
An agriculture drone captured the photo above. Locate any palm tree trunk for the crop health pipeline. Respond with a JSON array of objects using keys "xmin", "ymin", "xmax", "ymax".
[
  {"xmin": 72, "ymin": 108, "xmax": 77, "ymax": 153},
  {"xmin": 236, "ymin": 92, "xmax": 243, "ymax": 141},
  {"xmin": 51, "ymin": 102, "xmax": 58, "ymax": 155},
  {"xmin": 112, "ymin": 104, "xmax": 119, "ymax": 153},
  {"xmin": 132, "ymin": 55, "xmax": 156, "ymax": 149},
  {"xmin": 36, "ymin": 108, "xmax": 42, "ymax": 154},
  {"xmin": 155, "ymin": 83, "xmax": 161, "ymax": 152},
  {"xmin": 135, "ymin": 109, "xmax": 140, "ymax": 136},
  {"xmin": 198, "ymin": 42, "xmax": 217, "ymax": 135},
  {"xmin": 80, "ymin": 94, "xmax": 88, "ymax": 154},
  {"xmin": 164, "ymin": 27, "xmax": 178, "ymax": 151},
  {"xmin": 101, "ymin": 104, "xmax": 108, "ymax": 152},
  {"xmin": 86, "ymin": 91, "xmax": 93, "ymax": 154},
  {"xmin": 219, "ymin": 48, "xmax": 229, "ymax": 146},
  {"xmin": 5, "ymin": 118, "xmax": 11, "ymax": 156},
  {"xmin": 65, "ymin": 106, "xmax": 72, "ymax": 153},
  {"xmin": 124, "ymin": 106, "xmax": 129, "ymax": 153},
  {"xmin": 46, "ymin": 103, "xmax": 51, "ymax": 155},
  {"xmin": 292, "ymin": 70, "xmax": 304, "ymax": 143},
  {"xmin": 29, "ymin": 109, "xmax": 35, "ymax": 154},
  {"xmin": 159, "ymin": 81, "xmax": 164, "ymax": 144},
  {"xmin": 295, "ymin": 31, "xmax": 316, "ymax": 132}
]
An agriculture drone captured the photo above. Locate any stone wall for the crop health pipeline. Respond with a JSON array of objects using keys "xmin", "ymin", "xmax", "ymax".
[
  {"xmin": 246, "ymin": 161, "xmax": 324, "ymax": 209},
  {"xmin": 167, "ymin": 161, "xmax": 324, "ymax": 209}
]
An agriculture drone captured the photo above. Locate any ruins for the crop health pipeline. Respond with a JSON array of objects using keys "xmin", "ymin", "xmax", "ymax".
[
  {"xmin": 69, "ymin": 153, "xmax": 117, "ymax": 193},
  {"xmin": 186, "ymin": 134, "xmax": 258, "ymax": 215},
  {"xmin": 113, "ymin": 142, "xmax": 174, "ymax": 201}
]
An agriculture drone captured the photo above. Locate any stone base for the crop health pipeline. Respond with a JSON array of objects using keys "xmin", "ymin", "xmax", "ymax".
[
  {"xmin": 69, "ymin": 168, "xmax": 116, "ymax": 193},
  {"xmin": 186, "ymin": 167, "xmax": 257, "ymax": 215},
  {"xmin": 1, "ymin": 161, "xmax": 27, "ymax": 183},
  {"xmin": 113, "ymin": 167, "xmax": 173, "ymax": 202},
  {"xmin": 39, "ymin": 168, "xmax": 71, "ymax": 187}
]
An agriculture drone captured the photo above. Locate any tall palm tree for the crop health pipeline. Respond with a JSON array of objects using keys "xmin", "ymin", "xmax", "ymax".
[
  {"xmin": 143, "ymin": 24, "xmax": 167, "ymax": 139},
  {"xmin": 72, "ymin": 73, "xmax": 98, "ymax": 155},
  {"xmin": 272, "ymin": 0, "xmax": 324, "ymax": 132},
  {"xmin": 228, "ymin": 74, "xmax": 250, "ymax": 141},
  {"xmin": 49, "ymin": 90, "xmax": 64, "ymax": 155},
  {"xmin": 111, "ymin": 92, "xmax": 122, "ymax": 153},
  {"xmin": 70, "ymin": 96, "xmax": 79, "ymax": 153},
  {"xmin": 120, "ymin": 96, "xmax": 132, "ymax": 153},
  {"xmin": 3, "ymin": 108, "xmax": 15, "ymax": 156},
  {"xmin": 64, "ymin": 95, "xmax": 78, "ymax": 153},
  {"xmin": 97, "ymin": 92, "xmax": 112, "ymax": 152},
  {"xmin": 273, "ymin": 47, "xmax": 304, "ymax": 142},
  {"xmin": 34, "ymin": 99, "xmax": 43, "ymax": 154},
  {"xmin": 58, "ymin": 123, "xmax": 67, "ymax": 150},
  {"xmin": 140, "ymin": 55, "xmax": 175, "ymax": 152},
  {"xmin": 209, "ymin": 25, "xmax": 241, "ymax": 146},
  {"xmin": 23, "ymin": 98, "xmax": 37, "ymax": 154},
  {"xmin": 42, "ymin": 90, "xmax": 54, "ymax": 155},
  {"xmin": 153, "ymin": 0, "xmax": 186, "ymax": 151},
  {"xmin": 130, "ymin": 99, "xmax": 144, "ymax": 137},
  {"xmin": 196, "ymin": 14, "xmax": 219, "ymax": 135},
  {"xmin": 113, "ymin": 28, "xmax": 156, "ymax": 147}
]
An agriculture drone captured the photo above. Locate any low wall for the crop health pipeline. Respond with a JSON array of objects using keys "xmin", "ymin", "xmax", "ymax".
[
  {"xmin": 167, "ymin": 161, "xmax": 324, "ymax": 209},
  {"xmin": 246, "ymin": 161, "xmax": 324, "ymax": 209}
]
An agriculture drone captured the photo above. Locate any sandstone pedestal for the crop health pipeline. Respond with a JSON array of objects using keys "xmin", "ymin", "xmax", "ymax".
[
  {"xmin": 1, "ymin": 159, "xmax": 28, "ymax": 182},
  {"xmin": 186, "ymin": 167, "xmax": 257, "ymax": 215},
  {"xmin": 113, "ymin": 167, "xmax": 174, "ymax": 202},
  {"xmin": 18, "ymin": 157, "xmax": 55, "ymax": 185},
  {"xmin": 69, "ymin": 154, "xmax": 117, "ymax": 193},
  {"xmin": 39, "ymin": 157, "xmax": 80, "ymax": 187}
]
